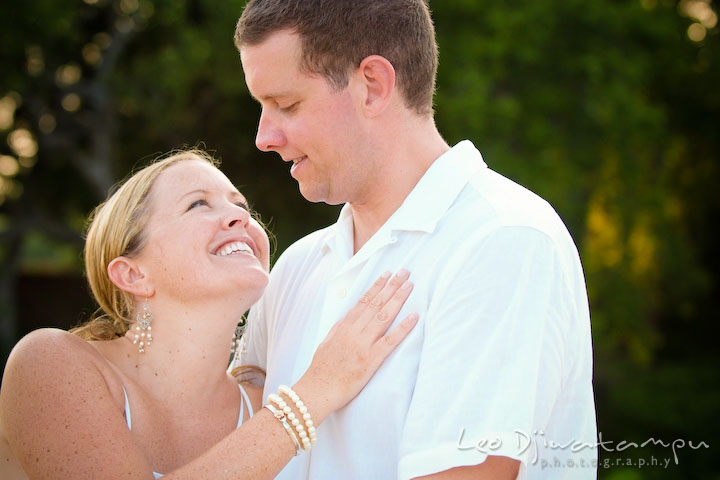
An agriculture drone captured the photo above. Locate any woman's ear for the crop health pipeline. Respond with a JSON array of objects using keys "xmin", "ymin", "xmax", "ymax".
[
  {"xmin": 356, "ymin": 55, "xmax": 396, "ymax": 118},
  {"xmin": 107, "ymin": 256, "xmax": 152, "ymax": 296}
]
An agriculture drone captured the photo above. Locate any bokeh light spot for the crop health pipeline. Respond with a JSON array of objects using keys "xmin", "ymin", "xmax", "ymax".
[
  {"xmin": 0, "ymin": 155, "xmax": 20, "ymax": 177},
  {"xmin": 8, "ymin": 129, "xmax": 38, "ymax": 158},
  {"xmin": 687, "ymin": 22, "xmax": 707, "ymax": 42},
  {"xmin": 61, "ymin": 93, "xmax": 82, "ymax": 112}
]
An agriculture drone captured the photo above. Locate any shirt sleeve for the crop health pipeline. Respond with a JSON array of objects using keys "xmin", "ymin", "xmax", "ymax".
[{"xmin": 398, "ymin": 226, "xmax": 575, "ymax": 479}]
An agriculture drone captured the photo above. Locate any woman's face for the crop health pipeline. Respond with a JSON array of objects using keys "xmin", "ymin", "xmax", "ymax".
[{"xmin": 132, "ymin": 160, "xmax": 270, "ymax": 305}]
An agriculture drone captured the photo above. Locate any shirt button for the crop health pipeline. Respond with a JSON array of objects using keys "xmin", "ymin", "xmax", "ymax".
[
  {"xmin": 390, "ymin": 237, "xmax": 398, "ymax": 243},
  {"xmin": 336, "ymin": 287, "xmax": 347, "ymax": 299}
]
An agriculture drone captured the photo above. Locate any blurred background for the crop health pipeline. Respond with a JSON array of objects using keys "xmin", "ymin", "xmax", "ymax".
[{"xmin": 0, "ymin": 0, "xmax": 717, "ymax": 478}]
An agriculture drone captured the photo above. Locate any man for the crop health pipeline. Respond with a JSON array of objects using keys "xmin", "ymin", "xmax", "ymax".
[{"xmin": 235, "ymin": 1, "xmax": 597, "ymax": 479}]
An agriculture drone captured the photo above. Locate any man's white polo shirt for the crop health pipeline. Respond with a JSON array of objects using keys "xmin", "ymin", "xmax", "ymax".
[{"xmin": 238, "ymin": 140, "xmax": 597, "ymax": 479}]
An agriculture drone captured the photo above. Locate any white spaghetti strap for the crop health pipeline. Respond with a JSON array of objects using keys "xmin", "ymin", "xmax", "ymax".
[
  {"xmin": 122, "ymin": 385, "xmax": 132, "ymax": 430},
  {"xmin": 237, "ymin": 383, "xmax": 253, "ymax": 427}
]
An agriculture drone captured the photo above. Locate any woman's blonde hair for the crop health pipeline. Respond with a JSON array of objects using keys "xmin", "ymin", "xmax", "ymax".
[{"xmin": 71, "ymin": 150, "xmax": 219, "ymax": 341}]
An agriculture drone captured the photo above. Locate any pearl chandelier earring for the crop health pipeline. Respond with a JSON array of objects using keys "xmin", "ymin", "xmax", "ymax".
[{"xmin": 133, "ymin": 297, "xmax": 153, "ymax": 353}]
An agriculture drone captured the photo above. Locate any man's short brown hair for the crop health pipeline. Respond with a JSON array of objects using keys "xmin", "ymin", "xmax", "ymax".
[{"xmin": 235, "ymin": 0, "xmax": 438, "ymax": 116}]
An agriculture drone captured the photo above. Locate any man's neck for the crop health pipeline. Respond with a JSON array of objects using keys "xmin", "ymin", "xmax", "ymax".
[{"xmin": 349, "ymin": 125, "xmax": 450, "ymax": 254}]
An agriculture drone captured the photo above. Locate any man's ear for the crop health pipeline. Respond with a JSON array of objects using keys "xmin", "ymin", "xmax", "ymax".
[
  {"xmin": 107, "ymin": 256, "xmax": 153, "ymax": 296},
  {"xmin": 356, "ymin": 55, "xmax": 396, "ymax": 118}
]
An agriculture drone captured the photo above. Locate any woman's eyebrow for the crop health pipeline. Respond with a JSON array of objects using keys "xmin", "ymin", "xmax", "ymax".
[{"xmin": 179, "ymin": 188, "xmax": 208, "ymax": 200}]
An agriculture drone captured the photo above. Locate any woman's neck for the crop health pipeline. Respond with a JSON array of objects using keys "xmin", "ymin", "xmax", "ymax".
[{"xmin": 114, "ymin": 298, "xmax": 245, "ymax": 400}]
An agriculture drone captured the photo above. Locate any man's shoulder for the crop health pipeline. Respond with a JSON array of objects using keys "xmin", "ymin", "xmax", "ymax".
[
  {"xmin": 457, "ymin": 166, "xmax": 570, "ymax": 241},
  {"xmin": 442, "ymin": 167, "xmax": 586, "ymax": 284},
  {"xmin": 435, "ymin": 141, "xmax": 565, "ymax": 237}
]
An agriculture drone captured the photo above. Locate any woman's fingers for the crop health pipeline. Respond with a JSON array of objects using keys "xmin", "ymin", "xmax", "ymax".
[
  {"xmin": 323, "ymin": 269, "xmax": 415, "ymax": 350},
  {"xmin": 354, "ymin": 269, "xmax": 410, "ymax": 323},
  {"xmin": 319, "ymin": 270, "xmax": 407, "ymax": 346},
  {"xmin": 343, "ymin": 269, "xmax": 409, "ymax": 325},
  {"xmin": 370, "ymin": 313, "xmax": 419, "ymax": 364},
  {"xmin": 300, "ymin": 270, "xmax": 418, "ymax": 417},
  {"xmin": 361, "ymin": 277, "xmax": 414, "ymax": 338},
  {"xmin": 343, "ymin": 271, "xmax": 393, "ymax": 321}
]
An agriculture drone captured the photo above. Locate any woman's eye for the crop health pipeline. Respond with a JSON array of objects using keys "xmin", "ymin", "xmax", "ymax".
[{"xmin": 187, "ymin": 199, "xmax": 208, "ymax": 210}]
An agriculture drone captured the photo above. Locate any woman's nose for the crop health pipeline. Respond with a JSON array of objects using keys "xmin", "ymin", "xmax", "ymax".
[{"xmin": 224, "ymin": 204, "xmax": 251, "ymax": 229}]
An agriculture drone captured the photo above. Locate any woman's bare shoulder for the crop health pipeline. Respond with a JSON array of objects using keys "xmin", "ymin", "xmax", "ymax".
[
  {"xmin": 3, "ymin": 328, "xmax": 102, "ymax": 376},
  {"xmin": 0, "ymin": 328, "xmax": 122, "ymax": 414},
  {"xmin": 0, "ymin": 329, "xmax": 143, "ymax": 478}
]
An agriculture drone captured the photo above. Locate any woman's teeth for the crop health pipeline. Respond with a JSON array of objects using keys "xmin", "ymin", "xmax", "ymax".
[{"xmin": 216, "ymin": 241, "xmax": 253, "ymax": 256}]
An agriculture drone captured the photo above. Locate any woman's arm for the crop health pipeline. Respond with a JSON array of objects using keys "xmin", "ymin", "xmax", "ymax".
[
  {"xmin": 0, "ymin": 272, "xmax": 415, "ymax": 480},
  {"xmin": 0, "ymin": 329, "xmax": 155, "ymax": 479}
]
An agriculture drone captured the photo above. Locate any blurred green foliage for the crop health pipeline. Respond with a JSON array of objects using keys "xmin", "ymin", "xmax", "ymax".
[{"xmin": 0, "ymin": 0, "xmax": 718, "ymax": 477}]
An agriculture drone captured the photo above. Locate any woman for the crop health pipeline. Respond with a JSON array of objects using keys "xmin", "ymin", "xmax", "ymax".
[{"xmin": 0, "ymin": 150, "xmax": 417, "ymax": 479}]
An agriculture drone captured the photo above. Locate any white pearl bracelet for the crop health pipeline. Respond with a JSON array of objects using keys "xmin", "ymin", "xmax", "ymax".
[
  {"xmin": 263, "ymin": 403, "xmax": 301, "ymax": 456},
  {"xmin": 278, "ymin": 385, "xmax": 317, "ymax": 448}
]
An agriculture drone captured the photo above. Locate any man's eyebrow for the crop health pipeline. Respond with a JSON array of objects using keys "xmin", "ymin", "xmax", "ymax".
[{"xmin": 251, "ymin": 91, "xmax": 294, "ymax": 103}]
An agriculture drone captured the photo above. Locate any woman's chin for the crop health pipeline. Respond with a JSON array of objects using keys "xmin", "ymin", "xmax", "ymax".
[{"xmin": 232, "ymin": 270, "xmax": 270, "ymax": 306}]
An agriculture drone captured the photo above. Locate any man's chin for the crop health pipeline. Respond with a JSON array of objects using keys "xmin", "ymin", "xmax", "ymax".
[{"xmin": 297, "ymin": 184, "xmax": 339, "ymax": 205}]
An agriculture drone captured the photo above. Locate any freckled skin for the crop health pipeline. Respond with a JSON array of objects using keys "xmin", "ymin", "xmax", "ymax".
[
  {"xmin": 0, "ymin": 158, "xmax": 421, "ymax": 477},
  {"xmin": 0, "ymin": 161, "xmax": 276, "ymax": 478}
]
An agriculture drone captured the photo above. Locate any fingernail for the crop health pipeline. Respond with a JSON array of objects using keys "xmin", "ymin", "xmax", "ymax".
[
  {"xmin": 401, "ymin": 280, "xmax": 413, "ymax": 290},
  {"xmin": 406, "ymin": 313, "xmax": 419, "ymax": 323},
  {"xmin": 380, "ymin": 271, "xmax": 391, "ymax": 279},
  {"xmin": 397, "ymin": 268, "xmax": 409, "ymax": 278}
]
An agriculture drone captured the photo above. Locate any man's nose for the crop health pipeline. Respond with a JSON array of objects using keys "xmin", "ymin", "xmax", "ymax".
[{"xmin": 255, "ymin": 110, "xmax": 286, "ymax": 152}]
